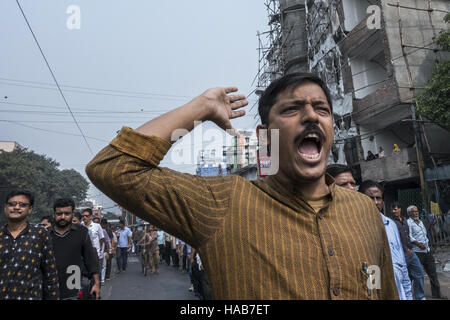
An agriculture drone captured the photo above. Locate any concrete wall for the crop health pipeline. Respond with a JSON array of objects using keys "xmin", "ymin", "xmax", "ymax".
[
  {"xmin": 422, "ymin": 124, "xmax": 450, "ymax": 159},
  {"xmin": 306, "ymin": 0, "xmax": 359, "ymax": 166},
  {"xmin": 350, "ymin": 52, "xmax": 388, "ymax": 98},
  {"xmin": 0, "ymin": 141, "xmax": 19, "ymax": 152},
  {"xmin": 280, "ymin": 0, "xmax": 309, "ymax": 73},
  {"xmin": 342, "ymin": 0, "xmax": 374, "ymax": 31},
  {"xmin": 381, "ymin": 0, "xmax": 450, "ymax": 102},
  {"xmin": 360, "ymin": 121, "xmax": 414, "ymax": 160},
  {"xmin": 360, "ymin": 147, "xmax": 418, "ymax": 182}
]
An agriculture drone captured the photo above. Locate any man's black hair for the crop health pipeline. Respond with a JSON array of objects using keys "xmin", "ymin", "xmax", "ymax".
[
  {"xmin": 258, "ymin": 72, "xmax": 333, "ymax": 125},
  {"xmin": 41, "ymin": 215, "xmax": 54, "ymax": 223},
  {"xmin": 82, "ymin": 208, "xmax": 93, "ymax": 216},
  {"xmin": 73, "ymin": 211, "xmax": 82, "ymax": 221},
  {"xmin": 100, "ymin": 218, "xmax": 108, "ymax": 225},
  {"xmin": 390, "ymin": 201, "xmax": 401, "ymax": 210},
  {"xmin": 326, "ymin": 164, "xmax": 354, "ymax": 178},
  {"xmin": 53, "ymin": 198, "xmax": 75, "ymax": 211},
  {"xmin": 359, "ymin": 180, "xmax": 383, "ymax": 195},
  {"xmin": 5, "ymin": 190, "xmax": 34, "ymax": 206}
]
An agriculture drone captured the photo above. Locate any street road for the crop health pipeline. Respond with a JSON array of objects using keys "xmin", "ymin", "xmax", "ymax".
[{"xmin": 102, "ymin": 254, "xmax": 199, "ymax": 300}]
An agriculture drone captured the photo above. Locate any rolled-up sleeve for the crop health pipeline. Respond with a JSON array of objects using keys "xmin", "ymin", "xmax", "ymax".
[{"xmin": 86, "ymin": 127, "xmax": 233, "ymax": 249}]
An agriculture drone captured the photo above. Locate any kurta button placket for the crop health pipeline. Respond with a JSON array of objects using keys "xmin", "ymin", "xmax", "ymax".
[
  {"xmin": 328, "ymin": 247, "xmax": 334, "ymax": 256},
  {"xmin": 333, "ymin": 287, "xmax": 340, "ymax": 296}
]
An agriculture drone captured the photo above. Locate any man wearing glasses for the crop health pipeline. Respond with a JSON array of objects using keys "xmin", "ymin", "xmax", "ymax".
[
  {"xmin": 0, "ymin": 190, "xmax": 59, "ymax": 300},
  {"xmin": 81, "ymin": 208, "xmax": 105, "ymax": 268},
  {"xmin": 49, "ymin": 198, "xmax": 100, "ymax": 300}
]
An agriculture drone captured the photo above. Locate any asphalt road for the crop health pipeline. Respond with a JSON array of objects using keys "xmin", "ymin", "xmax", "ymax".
[{"xmin": 101, "ymin": 254, "xmax": 199, "ymax": 300}]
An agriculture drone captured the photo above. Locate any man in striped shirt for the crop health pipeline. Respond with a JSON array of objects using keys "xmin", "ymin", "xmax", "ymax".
[{"xmin": 86, "ymin": 73, "xmax": 398, "ymax": 299}]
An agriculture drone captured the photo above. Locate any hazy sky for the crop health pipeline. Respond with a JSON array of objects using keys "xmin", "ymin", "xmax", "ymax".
[{"xmin": 0, "ymin": 0, "xmax": 269, "ymax": 213}]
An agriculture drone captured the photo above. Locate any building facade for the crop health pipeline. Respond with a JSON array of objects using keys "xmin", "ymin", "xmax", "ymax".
[
  {"xmin": 257, "ymin": 0, "xmax": 450, "ymax": 213},
  {"xmin": 0, "ymin": 141, "xmax": 22, "ymax": 153}
]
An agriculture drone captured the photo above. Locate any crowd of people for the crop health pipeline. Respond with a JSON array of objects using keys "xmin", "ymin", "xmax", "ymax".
[
  {"xmin": 131, "ymin": 224, "xmax": 211, "ymax": 299},
  {"xmin": 2, "ymin": 73, "xmax": 449, "ymax": 300},
  {"xmin": 0, "ymin": 189, "xmax": 209, "ymax": 300},
  {"xmin": 1, "ymin": 168, "xmax": 448, "ymax": 300},
  {"xmin": 326, "ymin": 164, "xmax": 447, "ymax": 300}
]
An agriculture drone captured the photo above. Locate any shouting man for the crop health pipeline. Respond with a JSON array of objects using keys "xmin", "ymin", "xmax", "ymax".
[{"xmin": 86, "ymin": 73, "xmax": 397, "ymax": 299}]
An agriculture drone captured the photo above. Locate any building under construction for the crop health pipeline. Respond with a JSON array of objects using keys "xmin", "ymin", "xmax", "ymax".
[{"xmin": 256, "ymin": 0, "xmax": 450, "ymax": 233}]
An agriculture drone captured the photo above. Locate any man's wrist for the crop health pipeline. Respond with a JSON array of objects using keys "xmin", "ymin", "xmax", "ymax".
[{"xmin": 190, "ymin": 95, "xmax": 215, "ymax": 122}]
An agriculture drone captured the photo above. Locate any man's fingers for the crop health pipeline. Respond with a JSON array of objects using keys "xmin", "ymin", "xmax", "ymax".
[
  {"xmin": 230, "ymin": 110, "xmax": 246, "ymax": 119},
  {"xmin": 231, "ymin": 99, "xmax": 248, "ymax": 110},
  {"xmin": 228, "ymin": 94, "xmax": 246, "ymax": 103},
  {"xmin": 224, "ymin": 87, "xmax": 238, "ymax": 94}
]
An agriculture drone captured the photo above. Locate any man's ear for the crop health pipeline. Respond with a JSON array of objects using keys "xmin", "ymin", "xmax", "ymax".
[{"xmin": 256, "ymin": 124, "xmax": 271, "ymax": 156}]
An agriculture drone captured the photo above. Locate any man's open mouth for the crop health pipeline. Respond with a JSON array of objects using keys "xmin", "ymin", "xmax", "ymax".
[{"xmin": 296, "ymin": 130, "xmax": 324, "ymax": 163}]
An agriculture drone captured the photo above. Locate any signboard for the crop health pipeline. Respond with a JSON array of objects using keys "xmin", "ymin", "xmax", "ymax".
[{"xmin": 257, "ymin": 149, "xmax": 271, "ymax": 178}]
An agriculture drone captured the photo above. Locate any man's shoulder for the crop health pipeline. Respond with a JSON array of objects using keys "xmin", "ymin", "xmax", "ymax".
[
  {"xmin": 334, "ymin": 185, "xmax": 374, "ymax": 206},
  {"xmin": 385, "ymin": 215, "xmax": 396, "ymax": 226},
  {"xmin": 200, "ymin": 174, "xmax": 244, "ymax": 186},
  {"xmin": 92, "ymin": 222, "xmax": 102, "ymax": 229},
  {"xmin": 28, "ymin": 223, "xmax": 49, "ymax": 238}
]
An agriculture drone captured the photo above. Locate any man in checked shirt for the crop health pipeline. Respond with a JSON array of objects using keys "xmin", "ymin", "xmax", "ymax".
[{"xmin": 0, "ymin": 190, "xmax": 59, "ymax": 300}]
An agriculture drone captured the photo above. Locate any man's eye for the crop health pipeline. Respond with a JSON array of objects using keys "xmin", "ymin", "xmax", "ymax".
[
  {"xmin": 283, "ymin": 107, "xmax": 297, "ymax": 112},
  {"xmin": 316, "ymin": 106, "xmax": 331, "ymax": 114}
]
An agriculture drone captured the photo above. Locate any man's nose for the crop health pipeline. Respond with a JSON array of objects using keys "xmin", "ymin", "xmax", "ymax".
[{"xmin": 301, "ymin": 104, "xmax": 319, "ymax": 124}]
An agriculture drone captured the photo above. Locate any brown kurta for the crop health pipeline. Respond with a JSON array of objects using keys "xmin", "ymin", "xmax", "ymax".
[{"xmin": 86, "ymin": 127, "xmax": 398, "ymax": 300}]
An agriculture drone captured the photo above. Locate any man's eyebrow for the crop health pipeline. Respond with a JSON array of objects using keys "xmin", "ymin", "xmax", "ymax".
[{"xmin": 278, "ymin": 99, "xmax": 329, "ymax": 107}]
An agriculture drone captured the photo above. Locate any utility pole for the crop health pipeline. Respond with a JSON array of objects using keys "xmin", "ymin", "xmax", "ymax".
[{"xmin": 411, "ymin": 103, "xmax": 429, "ymax": 216}]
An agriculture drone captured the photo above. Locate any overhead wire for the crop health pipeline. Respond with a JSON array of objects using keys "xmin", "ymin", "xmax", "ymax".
[
  {"xmin": 15, "ymin": 0, "xmax": 94, "ymax": 155},
  {"xmin": 0, "ymin": 76, "xmax": 193, "ymax": 99},
  {"xmin": 0, "ymin": 119, "xmax": 109, "ymax": 142}
]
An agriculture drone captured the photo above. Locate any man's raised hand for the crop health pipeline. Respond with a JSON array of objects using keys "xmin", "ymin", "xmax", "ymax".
[
  {"xmin": 135, "ymin": 86, "xmax": 248, "ymax": 142},
  {"xmin": 199, "ymin": 87, "xmax": 248, "ymax": 132}
]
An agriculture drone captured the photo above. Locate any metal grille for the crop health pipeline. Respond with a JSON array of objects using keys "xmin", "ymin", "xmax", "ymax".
[
  {"xmin": 398, "ymin": 188, "xmax": 422, "ymax": 213},
  {"xmin": 398, "ymin": 188, "xmax": 449, "ymax": 247}
]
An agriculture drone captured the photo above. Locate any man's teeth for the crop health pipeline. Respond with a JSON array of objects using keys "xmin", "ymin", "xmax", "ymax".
[
  {"xmin": 300, "ymin": 153, "xmax": 320, "ymax": 160},
  {"xmin": 305, "ymin": 133, "xmax": 320, "ymax": 142}
]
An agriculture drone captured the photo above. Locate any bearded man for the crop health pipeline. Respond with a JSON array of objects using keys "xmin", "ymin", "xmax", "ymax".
[{"xmin": 49, "ymin": 198, "xmax": 100, "ymax": 300}]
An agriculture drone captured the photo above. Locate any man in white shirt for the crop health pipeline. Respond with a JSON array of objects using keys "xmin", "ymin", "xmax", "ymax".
[
  {"xmin": 407, "ymin": 205, "xmax": 447, "ymax": 299},
  {"xmin": 81, "ymin": 209, "xmax": 105, "ymax": 263}
]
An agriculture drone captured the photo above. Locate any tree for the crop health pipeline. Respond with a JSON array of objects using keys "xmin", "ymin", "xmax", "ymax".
[
  {"xmin": 0, "ymin": 148, "xmax": 89, "ymax": 224},
  {"xmin": 415, "ymin": 13, "xmax": 450, "ymax": 129}
]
